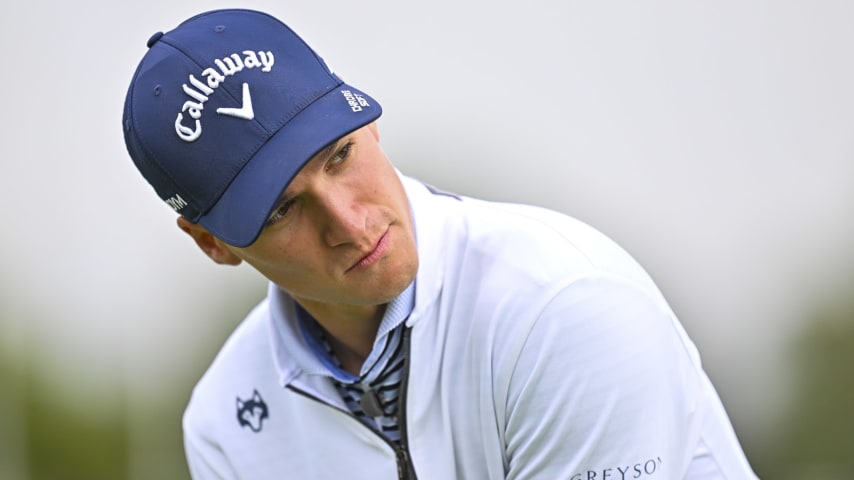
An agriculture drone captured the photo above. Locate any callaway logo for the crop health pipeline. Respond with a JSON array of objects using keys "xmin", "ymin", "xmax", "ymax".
[
  {"xmin": 174, "ymin": 50, "xmax": 274, "ymax": 142},
  {"xmin": 236, "ymin": 389, "xmax": 269, "ymax": 433}
]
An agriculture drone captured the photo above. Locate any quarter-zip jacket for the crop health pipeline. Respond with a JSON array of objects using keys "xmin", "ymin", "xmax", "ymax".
[{"xmin": 183, "ymin": 175, "xmax": 758, "ymax": 479}]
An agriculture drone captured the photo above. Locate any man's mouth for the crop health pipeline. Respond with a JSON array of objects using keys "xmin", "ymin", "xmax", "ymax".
[{"xmin": 346, "ymin": 228, "xmax": 390, "ymax": 273}]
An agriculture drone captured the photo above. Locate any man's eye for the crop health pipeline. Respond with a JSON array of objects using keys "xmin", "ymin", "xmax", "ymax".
[
  {"xmin": 328, "ymin": 141, "xmax": 353, "ymax": 167},
  {"xmin": 266, "ymin": 199, "xmax": 294, "ymax": 226}
]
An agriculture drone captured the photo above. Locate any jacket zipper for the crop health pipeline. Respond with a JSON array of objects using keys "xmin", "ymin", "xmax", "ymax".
[
  {"xmin": 285, "ymin": 327, "xmax": 417, "ymax": 479},
  {"xmin": 396, "ymin": 327, "xmax": 417, "ymax": 479}
]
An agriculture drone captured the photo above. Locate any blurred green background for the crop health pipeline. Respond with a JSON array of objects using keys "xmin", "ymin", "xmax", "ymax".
[{"xmin": 2, "ymin": 0, "xmax": 852, "ymax": 478}]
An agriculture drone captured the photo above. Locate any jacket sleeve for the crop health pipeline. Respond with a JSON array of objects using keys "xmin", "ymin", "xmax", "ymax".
[{"xmin": 502, "ymin": 273, "xmax": 709, "ymax": 480}]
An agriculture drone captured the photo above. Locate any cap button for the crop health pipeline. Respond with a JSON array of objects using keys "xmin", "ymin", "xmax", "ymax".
[{"xmin": 146, "ymin": 31, "xmax": 164, "ymax": 48}]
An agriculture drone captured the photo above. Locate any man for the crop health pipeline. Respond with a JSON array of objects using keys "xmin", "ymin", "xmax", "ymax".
[{"xmin": 122, "ymin": 8, "xmax": 759, "ymax": 479}]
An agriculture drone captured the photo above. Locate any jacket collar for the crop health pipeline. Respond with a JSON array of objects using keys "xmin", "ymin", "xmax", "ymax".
[{"xmin": 399, "ymin": 174, "xmax": 455, "ymax": 326}]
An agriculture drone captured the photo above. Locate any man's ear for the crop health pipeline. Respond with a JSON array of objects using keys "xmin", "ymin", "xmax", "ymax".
[{"xmin": 176, "ymin": 217, "xmax": 243, "ymax": 266}]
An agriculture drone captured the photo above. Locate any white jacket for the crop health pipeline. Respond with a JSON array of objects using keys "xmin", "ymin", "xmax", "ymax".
[{"xmin": 183, "ymin": 175, "xmax": 758, "ymax": 479}]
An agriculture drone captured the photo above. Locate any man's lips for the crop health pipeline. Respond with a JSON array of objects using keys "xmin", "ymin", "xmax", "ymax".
[{"xmin": 346, "ymin": 229, "xmax": 390, "ymax": 273}]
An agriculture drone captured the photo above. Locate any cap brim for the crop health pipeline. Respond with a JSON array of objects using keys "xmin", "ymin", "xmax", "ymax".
[{"xmin": 197, "ymin": 82, "xmax": 381, "ymax": 247}]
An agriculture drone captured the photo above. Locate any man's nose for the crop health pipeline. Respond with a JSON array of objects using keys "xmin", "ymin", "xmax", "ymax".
[{"xmin": 318, "ymin": 190, "xmax": 368, "ymax": 247}]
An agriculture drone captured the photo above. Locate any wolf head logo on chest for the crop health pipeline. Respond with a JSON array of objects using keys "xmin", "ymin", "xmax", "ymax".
[{"xmin": 236, "ymin": 389, "xmax": 269, "ymax": 433}]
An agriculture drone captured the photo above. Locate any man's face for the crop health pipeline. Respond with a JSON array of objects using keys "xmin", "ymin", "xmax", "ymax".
[{"xmin": 220, "ymin": 123, "xmax": 418, "ymax": 309}]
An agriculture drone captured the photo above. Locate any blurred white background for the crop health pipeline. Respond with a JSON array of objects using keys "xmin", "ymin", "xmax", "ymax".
[{"xmin": 1, "ymin": 0, "xmax": 853, "ymax": 478}]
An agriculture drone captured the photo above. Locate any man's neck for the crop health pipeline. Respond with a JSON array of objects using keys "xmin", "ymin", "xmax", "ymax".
[{"xmin": 294, "ymin": 298, "xmax": 386, "ymax": 376}]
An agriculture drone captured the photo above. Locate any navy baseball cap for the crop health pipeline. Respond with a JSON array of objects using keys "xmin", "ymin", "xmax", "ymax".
[{"xmin": 122, "ymin": 9, "xmax": 382, "ymax": 247}]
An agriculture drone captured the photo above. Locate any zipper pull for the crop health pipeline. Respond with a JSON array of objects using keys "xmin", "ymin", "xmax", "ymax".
[{"xmin": 360, "ymin": 387, "xmax": 384, "ymax": 418}]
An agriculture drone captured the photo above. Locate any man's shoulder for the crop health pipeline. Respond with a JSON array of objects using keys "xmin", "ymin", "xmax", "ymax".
[
  {"xmin": 401, "ymin": 174, "xmax": 661, "ymax": 313},
  {"xmin": 460, "ymin": 199, "xmax": 653, "ymax": 285}
]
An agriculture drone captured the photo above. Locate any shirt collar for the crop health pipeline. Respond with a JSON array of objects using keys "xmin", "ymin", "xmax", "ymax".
[{"xmin": 295, "ymin": 281, "xmax": 415, "ymax": 382}]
